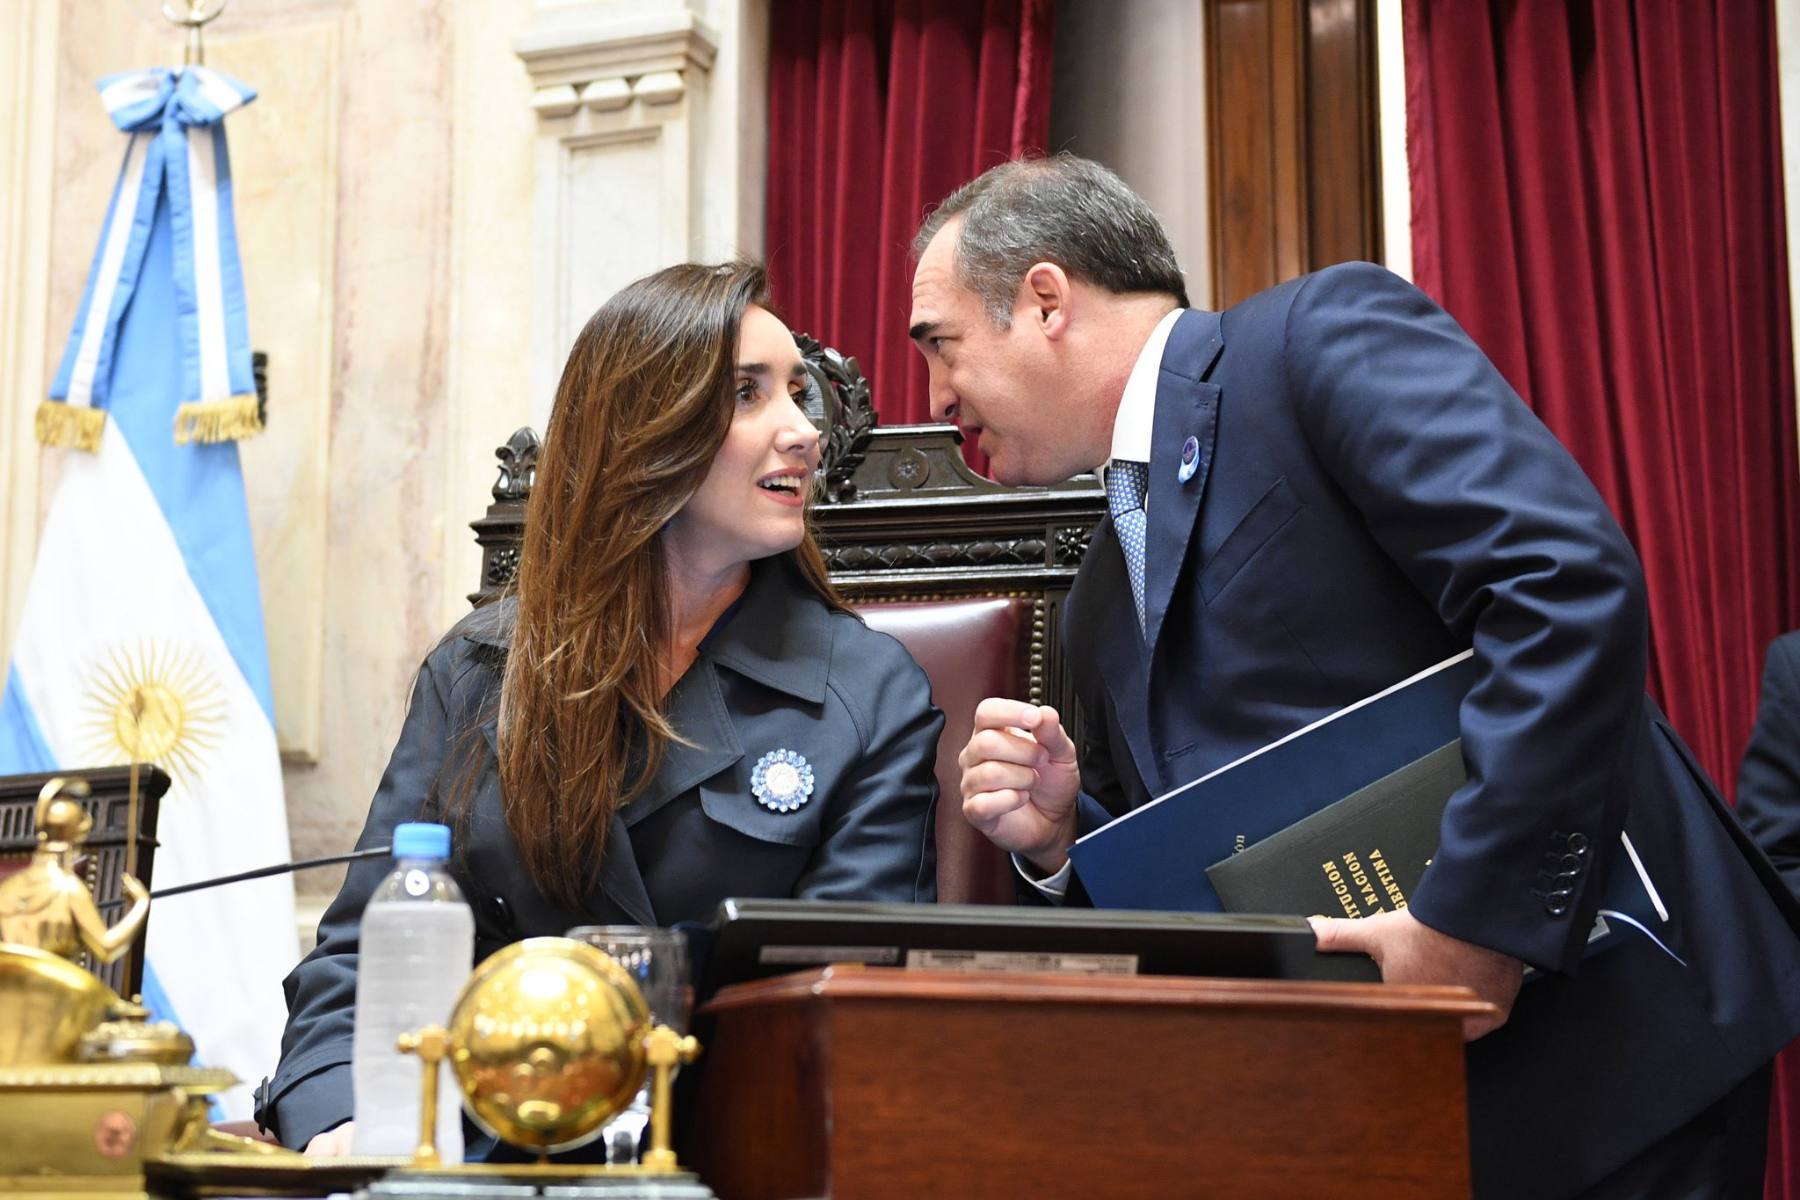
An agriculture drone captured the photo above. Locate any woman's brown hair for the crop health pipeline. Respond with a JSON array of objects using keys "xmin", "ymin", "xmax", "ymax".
[{"xmin": 497, "ymin": 261, "xmax": 841, "ymax": 911}]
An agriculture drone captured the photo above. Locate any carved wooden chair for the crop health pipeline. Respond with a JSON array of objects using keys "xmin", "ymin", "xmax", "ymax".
[
  {"xmin": 0, "ymin": 765, "xmax": 166, "ymax": 997},
  {"xmin": 470, "ymin": 338, "xmax": 1105, "ymax": 903}
]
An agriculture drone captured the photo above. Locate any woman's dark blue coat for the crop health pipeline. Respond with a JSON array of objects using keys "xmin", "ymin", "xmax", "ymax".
[{"xmin": 259, "ymin": 558, "xmax": 941, "ymax": 1148}]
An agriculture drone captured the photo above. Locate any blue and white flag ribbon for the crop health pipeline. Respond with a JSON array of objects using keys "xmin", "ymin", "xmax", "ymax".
[
  {"xmin": 3, "ymin": 65, "xmax": 294, "ymax": 1119},
  {"xmin": 40, "ymin": 66, "xmax": 260, "ymax": 451}
]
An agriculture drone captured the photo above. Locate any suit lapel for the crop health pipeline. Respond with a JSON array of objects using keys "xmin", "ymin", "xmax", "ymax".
[
  {"xmin": 480, "ymin": 715, "xmax": 660, "ymax": 925},
  {"xmin": 1084, "ymin": 523, "xmax": 1164, "ymax": 794},
  {"xmin": 617, "ymin": 664, "xmax": 745, "ymax": 830},
  {"xmin": 1143, "ymin": 310, "xmax": 1223, "ymax": 660},
  {"xmin": 597, "ymin": 665, "xmax": 743, "ymax": 924}
]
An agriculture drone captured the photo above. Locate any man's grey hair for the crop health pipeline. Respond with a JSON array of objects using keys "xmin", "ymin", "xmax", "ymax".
[{"xmin": 912, "ymin": 155, "xmax": 1189, "ymax": 327}]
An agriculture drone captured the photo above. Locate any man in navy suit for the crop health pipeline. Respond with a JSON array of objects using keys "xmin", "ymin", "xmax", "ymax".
[
  {"xmin": 911, "ymin": 155, "xmax": 1800, "ymax": 1200},
  {"xmin": 1739, "ymin": 630, "xmax": 1800, "ymax": 900}
]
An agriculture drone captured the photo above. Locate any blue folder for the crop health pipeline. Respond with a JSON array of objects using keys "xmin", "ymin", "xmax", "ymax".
[
  {"xmin": 1066, "ymin": 651, "xmax": 1673, "ymax": 965},
  {"xmin": 1067, "ymin": 652, "xmax": 1479, "ymax": 912}
]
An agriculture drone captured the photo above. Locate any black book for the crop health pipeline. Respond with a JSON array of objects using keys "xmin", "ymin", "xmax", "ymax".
[{"xmin": 1204, "ymin": 740, "xmax": 1464, "ymax": 918}]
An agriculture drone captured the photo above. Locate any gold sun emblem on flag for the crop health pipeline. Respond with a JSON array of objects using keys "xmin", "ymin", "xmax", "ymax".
[{"xmin": 80, "ymin": 640, "xmax": 225, "ymax": 789}]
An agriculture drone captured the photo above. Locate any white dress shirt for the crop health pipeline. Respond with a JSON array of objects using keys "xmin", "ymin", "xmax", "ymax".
[{"xmin": 1019, "ymin": 307, "xmax": 1185, "ymax": 900}]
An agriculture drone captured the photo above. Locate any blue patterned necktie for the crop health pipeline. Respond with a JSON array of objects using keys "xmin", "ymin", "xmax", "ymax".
[{"xmin": 1106, "ymin": 459, "xmax": 1150, "ymax": 630}]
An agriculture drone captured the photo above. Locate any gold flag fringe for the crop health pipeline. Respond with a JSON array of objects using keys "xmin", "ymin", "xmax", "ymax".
[
  {"xmin": 35, "ymin": 401, "xmax": 106, "ymax": 452},
  {"xmin": 173, "ymin": 394, "xmax": 263, "ymax": 445}
]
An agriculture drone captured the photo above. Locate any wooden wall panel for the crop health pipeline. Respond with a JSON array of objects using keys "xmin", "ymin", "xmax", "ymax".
[{"xmin": 1206, "ymin": 0, "xmax": 1381, "ymax": 308}]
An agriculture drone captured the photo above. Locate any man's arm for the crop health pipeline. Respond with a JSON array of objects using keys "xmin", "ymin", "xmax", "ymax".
[
  {"xmin": 1287, "ymin": 263, "xmax": 1648, "ymax": 984},
  {"xmin": 73, "ymin": 873, "xmax": 149, "ymax": 964},
  {"xmin": 960, "ymin": 698, "xmax": 1123, "ymax": 905},
  {"xmin": 1736, "ymin": 633, "xmax": 1800, "ymax": 899},
  {"xmin": 959, "ymin": 699, "xmax": 1084, "ymax": 872}
]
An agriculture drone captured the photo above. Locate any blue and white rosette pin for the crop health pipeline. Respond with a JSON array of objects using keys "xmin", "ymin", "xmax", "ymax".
[{"xmin": 751, "ymin": 749, "xmax": 815, "ymax": 813}]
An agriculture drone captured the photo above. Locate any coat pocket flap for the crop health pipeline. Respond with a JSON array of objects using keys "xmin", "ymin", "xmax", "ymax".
[
  {"xmin": 699, "ymin": 781, "xmax": 827, "ymax": 848},
  {"xmin": 1200, "ymin": 475, "xmax": 1303, "ymax": 604}
]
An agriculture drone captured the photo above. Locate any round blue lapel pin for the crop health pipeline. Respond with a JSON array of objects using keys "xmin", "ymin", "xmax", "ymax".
[
  {"xmin": 1177, "ymin": 435, "xmax": 1201, "ymax": 484},
  {"xmin": 752, "ymin": 748, "xmax": 815, "ymax": 813}
]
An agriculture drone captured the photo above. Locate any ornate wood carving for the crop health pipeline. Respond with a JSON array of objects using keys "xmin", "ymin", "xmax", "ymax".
[
  {"xmin": 484, "ymin": 547, "xmax": 520, "ymax": 589},
  {"xmin": 824, "ymin": 537, "xmax": 1050, "ymax": 573},
  {"xmin": 494, "ymin": 427, "xmax": 540, "ymax": 501},
  {"xmin": 252, "ymin": 349, "xmax": 268, "ymax": 426},
  {"xmin": 0, "ymin": 766, "xmax": 167, "ymax": 998},
  {"xmin": 795, "ymin": 334, "xmax": 877, "ymax": 503}
]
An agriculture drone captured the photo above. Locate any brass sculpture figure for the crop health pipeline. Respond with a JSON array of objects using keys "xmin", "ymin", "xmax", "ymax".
[
  {"xmin": 0, "ymin": 778, "xmax": 149, "ymax": 964},
  {"xmin": 0, "ymin": 776, "xmax": 293, "ymax": 1200}
]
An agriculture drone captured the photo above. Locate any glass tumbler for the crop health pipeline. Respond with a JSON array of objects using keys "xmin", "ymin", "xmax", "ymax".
[{"xmin": 565, "ymin": 924, "xmax": 692, "ymax": 1164}]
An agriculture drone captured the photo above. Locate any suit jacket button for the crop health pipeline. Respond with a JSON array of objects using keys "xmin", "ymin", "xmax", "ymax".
[
  {"xmin": 1545, "ymin": 894, "xmax": 1570, "ymax": 917},
  {"xmin": 1566, "ymin": 833, "xmax": 1589, "ymax": 854}
]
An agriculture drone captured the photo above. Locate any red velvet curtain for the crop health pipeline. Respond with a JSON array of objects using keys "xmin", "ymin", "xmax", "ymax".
[
  {"xmin": 766, "ymin": 0, "xmax": 1056, "ymax": 470},
  {"xmin": 1405, "ymin": 1, "xmax": 1799, "ymax": 1193}
]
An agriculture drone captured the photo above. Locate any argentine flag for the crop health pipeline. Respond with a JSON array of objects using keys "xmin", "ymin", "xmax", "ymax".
[{"xmin": 0, "ymin": 67, "xmax": 296, "ymax": 1119}]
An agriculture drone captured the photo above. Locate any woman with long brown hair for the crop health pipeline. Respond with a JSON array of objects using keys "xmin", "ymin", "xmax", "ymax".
[{"xmin": 264, "ymin": 262, "xmax": 942, "ymax": 1157}]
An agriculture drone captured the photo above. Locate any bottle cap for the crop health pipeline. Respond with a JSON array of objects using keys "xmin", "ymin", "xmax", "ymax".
[{"xmin": 392, "ymin": 822, "xmax": 451, "ymax": 861}]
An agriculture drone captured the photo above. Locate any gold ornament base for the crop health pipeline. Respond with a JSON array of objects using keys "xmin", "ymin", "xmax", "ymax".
[
  {"xmin": 0, "ymin": 1063, "xmax": 246, "ymax": 1200},
  {"xmin": 141, "ymin": 1158, "xmax": 716, "ymax": 1200},
  {"xmin": 366, "ymin": 1163, "xmax": 715, "ymax": 1199}
]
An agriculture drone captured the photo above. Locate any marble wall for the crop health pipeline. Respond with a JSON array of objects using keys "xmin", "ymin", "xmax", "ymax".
[
  {"xmin": 5, "ymin": 0, "xmax": 518, "ymax": 927},
  {"xmin": 0, "ymin": 0, "xmax": 765, "ymax": 943},
  {"xmin": 0, "ymin": 3, "xmax": 59, "ymax": 657}
]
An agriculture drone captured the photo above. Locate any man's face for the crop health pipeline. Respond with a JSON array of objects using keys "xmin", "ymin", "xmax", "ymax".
[{"xmin": 909, "ymin": 222, "xmax": 1075, "ymax": 486}]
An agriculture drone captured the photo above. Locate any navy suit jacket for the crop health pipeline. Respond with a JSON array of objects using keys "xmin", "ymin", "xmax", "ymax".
[
  {"xmin": 1060, "ymin": 263, "xmax": 1800, "ymax": 1198},
  {"xmin": 1738, "ymin": 630, "xmax": 1800, "ymax": 898}
]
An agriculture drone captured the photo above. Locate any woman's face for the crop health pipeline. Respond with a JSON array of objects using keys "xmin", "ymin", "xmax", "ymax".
[{"xmin": 664, "ymin": 304, "xmax": 821, "ymax": 577}]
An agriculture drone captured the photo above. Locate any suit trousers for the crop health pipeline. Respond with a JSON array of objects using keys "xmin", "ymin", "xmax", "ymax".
[{"xmin": 1574, "ymin": 1064, "xmax": 1771, "ymax": 1200}]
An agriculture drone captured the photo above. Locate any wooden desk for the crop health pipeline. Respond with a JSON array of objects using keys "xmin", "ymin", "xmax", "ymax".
[{"xmin": 690, "ymin": 967, "xmax": 1491, "ymax": 1200}]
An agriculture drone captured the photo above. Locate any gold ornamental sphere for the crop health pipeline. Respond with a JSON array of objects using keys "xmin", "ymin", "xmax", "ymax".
[{"xmin": 446, "ymin": 936, "xmax": 650, "ymax": 1153}]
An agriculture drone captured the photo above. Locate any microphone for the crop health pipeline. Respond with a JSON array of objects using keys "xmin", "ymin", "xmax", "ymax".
[{"xmin": 147, "ymin": 845, "xmax": 394, "ymax": 900}]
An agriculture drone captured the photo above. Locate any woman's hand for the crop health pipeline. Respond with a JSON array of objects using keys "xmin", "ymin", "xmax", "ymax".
[{"xmin": 305, "ymin": 1121, "xmax": 355, "ymax": 1157}]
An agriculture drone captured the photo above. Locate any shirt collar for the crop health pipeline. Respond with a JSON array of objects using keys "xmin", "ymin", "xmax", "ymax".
[{"xmin": 1106, "ymin": 307, "xmax": 1185, "ymax": 471}]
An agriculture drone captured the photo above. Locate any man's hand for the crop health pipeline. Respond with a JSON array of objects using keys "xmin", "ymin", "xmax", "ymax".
[
  {"xmin": 1310, "ymin": 909, "xmax": 1523, "ymax": 1041},
  {"xmin": 958, "ymin": 699, "xmax": 1082, "ymax": 872},
  {"xmin": 305, "ymin": 1121, "xmax": 355, "ymax": 1157}
]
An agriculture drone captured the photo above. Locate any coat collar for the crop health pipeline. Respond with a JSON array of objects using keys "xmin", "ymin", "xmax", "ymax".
[
  {"xmin": 702, "ymin": 557, "xmax": 833, "ymax": 704},
  {"xmin": 457, "ymin": 595, "xmax": 514, "ymax": 651}
]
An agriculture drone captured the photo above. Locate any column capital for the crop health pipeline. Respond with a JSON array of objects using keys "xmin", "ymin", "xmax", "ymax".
[{"xmin": 515, "ymin": 3, "xmax": 719, "ymax": 98}]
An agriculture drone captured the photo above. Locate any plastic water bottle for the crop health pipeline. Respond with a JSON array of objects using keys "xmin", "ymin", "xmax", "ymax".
[{"xmin": 349, "ymin": 822, "xmax": 474, "ymax": 1159}]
